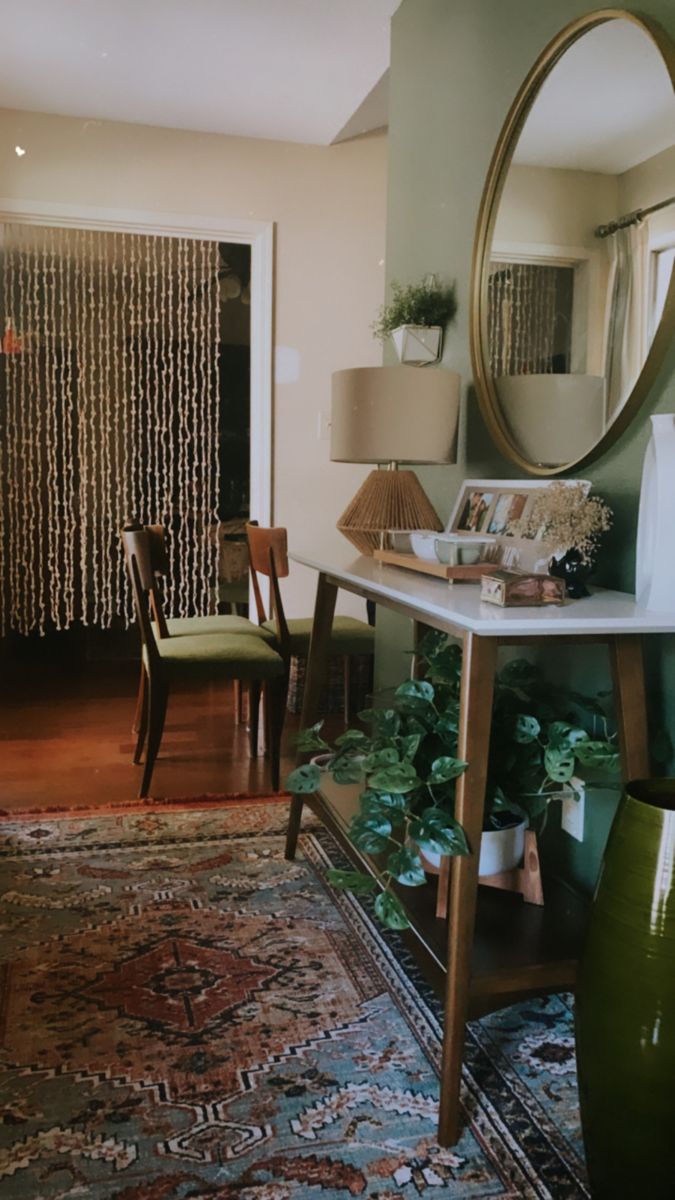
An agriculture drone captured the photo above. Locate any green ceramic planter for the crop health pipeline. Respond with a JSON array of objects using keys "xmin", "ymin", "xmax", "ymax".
[{"xmin": 575, "ymin": 780, "xmax": 675, "ymax": 1199}]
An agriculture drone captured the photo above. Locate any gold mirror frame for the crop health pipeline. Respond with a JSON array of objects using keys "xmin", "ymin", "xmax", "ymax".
[{"xmin": 470, "ymin": 8, "xmax": 675, "ymax": 477}]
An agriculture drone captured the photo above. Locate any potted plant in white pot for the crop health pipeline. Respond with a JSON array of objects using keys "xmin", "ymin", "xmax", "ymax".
[
  {"xmin": 483, "ymin": 656, "xmax": 620, "ymax": 867},
  {"xmin": 286, "ymin": 630, "xmax": 620, "ymax": 929},
  {"xmin": 372, "ymin": 275, "xmax": 457, "ymax": 365}
]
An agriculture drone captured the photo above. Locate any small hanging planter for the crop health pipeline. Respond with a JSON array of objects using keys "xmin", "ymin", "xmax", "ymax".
[
  {"xmin": 391, "ymin": 324, "xmax": 443, "ymax": 365},
  {"xmin": 372, "ymin": 275, "xmax": 457, "ymax": 365}
]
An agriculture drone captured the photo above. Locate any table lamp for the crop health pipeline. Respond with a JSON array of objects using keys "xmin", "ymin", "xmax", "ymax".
[{"xmin": 331, "ymin": 365, "xmax": 461, "ymax": 554}]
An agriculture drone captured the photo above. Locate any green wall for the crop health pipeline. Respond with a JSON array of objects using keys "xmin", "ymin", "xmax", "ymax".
[{"xmin": 381, "ymin": 0, "xmax": 675, "ymax": 894}]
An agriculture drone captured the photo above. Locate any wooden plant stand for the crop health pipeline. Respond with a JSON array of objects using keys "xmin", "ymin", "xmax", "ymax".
[{"xmin": 423, "ymin": 830, "xmax": 544, "ymax": 919}]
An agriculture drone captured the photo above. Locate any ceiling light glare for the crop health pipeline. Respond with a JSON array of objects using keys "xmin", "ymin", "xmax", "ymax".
[{"xmin": 15, "ymin": 146, "xmax": 26, "ymax": 157}]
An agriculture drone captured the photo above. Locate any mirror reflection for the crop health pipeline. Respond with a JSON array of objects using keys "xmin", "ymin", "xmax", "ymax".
[{"xmin": 486, "ymin": 17, "xmax": 674, "ymax": 469}]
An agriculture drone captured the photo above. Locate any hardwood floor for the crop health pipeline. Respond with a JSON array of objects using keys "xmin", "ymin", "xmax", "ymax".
[{"xmin": 0, "ymin": 658, "xmax": 314, "ymax": 811}]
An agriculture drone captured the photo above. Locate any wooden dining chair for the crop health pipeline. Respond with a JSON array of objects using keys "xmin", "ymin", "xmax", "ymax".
[
  {"xmin": 121, "ymin": 526, "xmax": 288, "ymax": 798},
  {"xmin": 246, "ymin": 522, "xmax": 375, "ymax": 723},
  {"xmin": 126, "ymin": 522, "xmax": 274, "ymax": 736}
]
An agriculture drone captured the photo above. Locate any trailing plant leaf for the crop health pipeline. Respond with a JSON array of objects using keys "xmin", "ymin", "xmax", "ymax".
[
  {"xmin": 547, "ymin": 721, "xmax": 589, "ymax": 749},
  {"xmin": 331, "ymin": 759, "xmax": 365, "ymax": 785},
  {"xmin": 285, "ymin": 763, "xmax": 322, "ymax": 794},
  {"xmin": 394, "ymin": 679, "xmax": 435, "ymax": 711},
  {"xmin": 386, "ymin": 846, "xmax": 427, "ymax": 887},
  {"xmin": 363, "ymin": 748, "xmax": 400, "ymax": 772},
  {"xmin": 499, "ymin": 658, "xmax": 539, "ymax": 688},
  {"xmin": 544, "ymin": 747, "xmax": 576, "ymax": 783},
  {"xmin": 434, "ymin": 714, "xmax": 460, "ymax": 743},
  {"xmin": 490, "ymin": 787, "xmax": 528, "ymax": 824},
  {"xmin": 327, "ymin": 869, "xmax": 377, "ymax": 894},
  {"xmin": 428, "ymin": 756, "xmax": 468, "ymax": 784},
  {"xmin": 374, "ymin": 889, "xmax": 411, "ymax": 930},
  {"xmin": 358, "ymin": 708, "xmax": 401, "ymax": 738},
  {"xmin": 368, "ymin": 762, "xmax": 420, "ymax": 793},
  {"xmin": 360, "ymin": 789, "xmax": 407, "ymax": 814},
  {"xmin": 295, "ymin": 722, "xmax": 330, "ymax": 753},
  {"xmin": 398, "ymin": 734, "xmax": 422, "ymax": 761},
  {"xmin": 409, "ymin": 811, "xmax": 469, "ymax": 856},
  {"xmin": 513, "ymin": 715, "xmax": 541, "ymax": 744},
  {"xmin": 334, "ymin": 728, "xmax": 369, "ymax": 749},
  {"xmin": 574, "ymin": 741, "xmax": 621, "ymax": 770},
  {"xmin": 349, "ymin": 814, "xmax": 392, "ymax": 854}
]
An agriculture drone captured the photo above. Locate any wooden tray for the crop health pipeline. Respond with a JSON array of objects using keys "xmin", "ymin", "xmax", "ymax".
[{"xmin": 373, "ymin": 548, "xmax": 492, "ymax": 580}]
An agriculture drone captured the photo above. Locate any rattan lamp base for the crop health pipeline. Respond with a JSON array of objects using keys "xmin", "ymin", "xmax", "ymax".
[{"xmin": 336, "ymin": 468, "xmax": 442, "ymax": 556}]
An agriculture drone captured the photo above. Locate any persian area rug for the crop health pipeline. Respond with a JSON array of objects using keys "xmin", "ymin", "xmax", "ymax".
[{"xmin": 0, "ymin": 803, "xmax": 588, "ymax": 1199}]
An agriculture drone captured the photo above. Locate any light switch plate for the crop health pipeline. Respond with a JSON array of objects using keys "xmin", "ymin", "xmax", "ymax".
[{"xmin": 561, "ymin": 778, "xmax": 585, "ymax": 841}]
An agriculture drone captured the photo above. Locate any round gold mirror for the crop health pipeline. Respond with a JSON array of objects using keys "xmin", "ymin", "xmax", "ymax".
[{"xmin": 471, "ymin": 9, "xmax": 675, "ymax": 475}]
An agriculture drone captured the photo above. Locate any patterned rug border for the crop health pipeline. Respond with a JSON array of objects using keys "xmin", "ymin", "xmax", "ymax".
[{"xmin": 0, "ymin": 791, "xmax": 290, "ymax": 820}]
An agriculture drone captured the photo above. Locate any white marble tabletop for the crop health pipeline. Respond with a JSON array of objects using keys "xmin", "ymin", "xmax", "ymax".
[{"xmin": 290, "ymin": 541, "xmax": 675, "ymax": 637}]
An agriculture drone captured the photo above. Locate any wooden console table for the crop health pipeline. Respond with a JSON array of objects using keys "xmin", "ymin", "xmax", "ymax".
[{"xmin": 284, "ymin": 542, "xmax": 674, "ymax": 1147}]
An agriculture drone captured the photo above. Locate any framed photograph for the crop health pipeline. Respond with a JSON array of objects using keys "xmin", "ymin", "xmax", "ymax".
[{"xmin": 446, "ymin": 478, "xmax": 589, "ymax": 573}]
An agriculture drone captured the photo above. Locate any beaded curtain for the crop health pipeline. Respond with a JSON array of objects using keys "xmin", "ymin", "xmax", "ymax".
[
  {"xmin": 488, "ymin": 261, "xmax": 558, "ymax": 377},
  {"xmin": 0, "ymin": 224, "xmax": 221, "ymax": 635}
]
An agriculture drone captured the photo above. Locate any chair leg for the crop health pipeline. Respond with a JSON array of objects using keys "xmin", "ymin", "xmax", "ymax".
[
  {"xmin": 286, "ymin": 796, "xmax": 304, "ymax": 859},
  {"xmin": 248, "ymin": 681, "xmax": 262, "ymax": 758},
  {"xmin": 138, "ymin": 678, "xmax": 169, "ymax": 798},
  {"xmin": 133, "ymin": 667, "xmax": 149, "ymax": 765},
  {"xmin": 265, "ymin": 674, "xmax": 288, "ymax": 792},
  {"xmin": 132, "ymin": 664, "xmax": 146, "ymax": 735}
]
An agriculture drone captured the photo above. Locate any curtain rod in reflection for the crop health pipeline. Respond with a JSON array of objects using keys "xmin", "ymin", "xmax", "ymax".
[{"xmin": 595, "ymin": 194, "xmax": 675, "ymax": 238}]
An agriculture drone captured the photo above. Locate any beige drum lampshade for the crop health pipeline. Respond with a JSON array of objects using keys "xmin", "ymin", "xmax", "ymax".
[
  {"xmin": 331, "ymin": 366, "xmax": 460, "ymax": 463},
  {"xmin": 331, "ymin": 366, "xmax": 461, "ymax": 555}
]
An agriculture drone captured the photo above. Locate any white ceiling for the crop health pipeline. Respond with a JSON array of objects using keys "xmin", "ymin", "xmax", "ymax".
[
  {"xmin": 514, "ymin": 20, "xmax": 674, "ymax": 174},
  {"xmin": 0, "ymin": 0, "xmax": 399, "ymax": 146}
]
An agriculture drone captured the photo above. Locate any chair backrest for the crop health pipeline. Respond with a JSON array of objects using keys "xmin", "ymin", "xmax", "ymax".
[
  {"xmin": 246, "ymin": 522, "xmax": 290, "ymax": 655},
  {"xmin": 145, "ymin": 524, "xmax": 171, "ymax": 638},
  {"xmin": 121, "ymin": 525, "xmax": 160, "ymax": 667}
]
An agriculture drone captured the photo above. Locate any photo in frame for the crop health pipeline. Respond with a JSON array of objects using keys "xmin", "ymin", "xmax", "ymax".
[{"xmin": 446, "ymin": 479, "xmax": 590, "ymax": 573}]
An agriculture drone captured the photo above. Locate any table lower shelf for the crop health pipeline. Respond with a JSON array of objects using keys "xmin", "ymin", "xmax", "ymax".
[{"xmin": 304, "ymin": 788, "xmax": 588, "ymax": 1014}]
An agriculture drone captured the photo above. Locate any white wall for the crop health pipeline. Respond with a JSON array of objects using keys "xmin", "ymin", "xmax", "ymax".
[
  {"xmin": 494, "ymin": 163, "xmax": 618, "ymax": 248},
  {"xmin": 0, "ymin": 108, "xmax": 388, "ymax": 616}
]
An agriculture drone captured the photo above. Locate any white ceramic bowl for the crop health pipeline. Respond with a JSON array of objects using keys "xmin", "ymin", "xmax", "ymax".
[
  {"xmin": 410, "ymin": 530, "xmax": 441, "ymax": 561},
  {"xmin": 433, "ymin": 533, "xmax": 495, "ymax": 566}
]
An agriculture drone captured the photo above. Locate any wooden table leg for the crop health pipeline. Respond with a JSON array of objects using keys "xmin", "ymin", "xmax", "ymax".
[
  {"xmin": 608, "ymin": 635, "xmax": 650, "ymax": 780},
  {"xmin": 438, "ymin": 632, "xmax": 498, "ymax": 1147},
  {"xmin": 285, "ymin": 572, "xmax": 338, "ymax": 861}
]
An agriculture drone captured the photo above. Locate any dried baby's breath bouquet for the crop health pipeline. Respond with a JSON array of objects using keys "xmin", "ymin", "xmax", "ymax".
[{"xmin": 510, "ymin": 482, "xmax": 612, "ymax": 564}]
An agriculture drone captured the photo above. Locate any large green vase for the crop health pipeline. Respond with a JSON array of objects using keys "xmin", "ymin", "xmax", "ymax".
[{"xmin": 575, "ymin": 780, "xmax": 675, "ymax": 1198}]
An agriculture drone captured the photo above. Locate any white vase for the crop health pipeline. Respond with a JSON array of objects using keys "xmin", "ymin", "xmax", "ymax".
[{"xmin": 635, "ymin": 414, "xmax": 675, "ymax": 610}]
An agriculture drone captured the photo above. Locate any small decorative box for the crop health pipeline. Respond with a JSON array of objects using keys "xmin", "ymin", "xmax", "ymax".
[{"xmin": 480, "ymin": 570, "xmax": 566, "ymax": 607}]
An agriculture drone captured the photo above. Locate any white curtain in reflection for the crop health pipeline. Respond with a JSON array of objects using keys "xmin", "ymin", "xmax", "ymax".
[{"xmin": 604, "ymin": 221, "xmax": 648, "ymax": 420}]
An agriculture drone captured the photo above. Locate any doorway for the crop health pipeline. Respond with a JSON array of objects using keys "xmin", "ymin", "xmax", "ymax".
[{"xmin": 0, "ymin": 205, "xmax": 272, "ymax": 660}]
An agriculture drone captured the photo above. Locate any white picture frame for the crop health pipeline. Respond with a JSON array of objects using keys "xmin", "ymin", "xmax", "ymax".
[{"xmin": 446, "ymin": 478, "xmax": 590, "ymax": 573}]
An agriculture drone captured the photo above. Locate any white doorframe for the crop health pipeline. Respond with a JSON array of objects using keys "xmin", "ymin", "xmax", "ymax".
[{"xmin": 0, "ymin": 198, "xmax": 274, "ymax": 532}]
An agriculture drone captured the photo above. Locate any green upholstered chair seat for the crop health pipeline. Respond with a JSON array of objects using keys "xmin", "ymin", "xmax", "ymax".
[
  {"xmin": 262, "ymin": 615, "xmax": 375, "ymax": 658},
  {"xmin": 144, "ymin": 633, "xmax": 285, "ymax": 681},
  {"xmin": 165, "ymin": 615, "xmax": 274, "ymax": 640}
]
